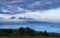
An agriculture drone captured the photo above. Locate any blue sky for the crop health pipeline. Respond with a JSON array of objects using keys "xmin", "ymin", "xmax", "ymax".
[{"xmin": 0, "ymin": 0, "xmax": 60, "ymax": 24}]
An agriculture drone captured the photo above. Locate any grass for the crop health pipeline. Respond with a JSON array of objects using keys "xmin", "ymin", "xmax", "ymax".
[{"xmin": 0, "ymin": 35, "xmax": 60, "ymax": 38}]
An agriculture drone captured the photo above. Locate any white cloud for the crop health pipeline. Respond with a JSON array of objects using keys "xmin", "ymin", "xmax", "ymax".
[
  {"xmin": 0, "ymin": 7, "xmax": 60, "ymax": 23},
  {"xmin": 17, "ymin": 7, "xmax": 60, "ymax": 23},
  {"xmin": 0, "ymin": 14, "xmax": 11, "ymax": 19},
  {"xmin": 1, "ymin": 6, "xmax": 25, "ymax": 14}
]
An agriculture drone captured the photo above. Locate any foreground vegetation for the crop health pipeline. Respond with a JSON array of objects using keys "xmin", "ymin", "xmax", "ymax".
[{"xmin": 0, "ymin": 27, "xmax": 60, "ymax": 38}]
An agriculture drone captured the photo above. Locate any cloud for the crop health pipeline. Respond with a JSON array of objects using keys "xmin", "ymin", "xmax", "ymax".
[
  {"xmin": 28, "ymin": 1, "xmax": 53, "ymax": 8},
  {"xmin": 0, "ymin": 0, "xmax": 60, "ymax": 14},
  {"xmin": 0, "ymin": 5, "xmax": 26, "ymax": 14},
  {"xmin": 16, "ymin": 7, "xmax": 60, "ymax": 23},
  {"xmin": 0, "ymin": 14, "xmax": 11, "ymax": 19},
  {"xmin": 0, "ymin": 0, "xmax": 60, "ymax": 23},
  {"xmin": 0, "ymin": 0, "xmax": 24, "ymax": 4},
  {"xmin": 10, "ymin": 16, "xmax": 16, "ymax": 19},
  {"xmin": 0, "ymin": 7, "xmax": 60, "ymax": 23},
  {"xmin": 19, "ymin": 17, "xmax": 34, "ymax": 21},
  {"xmin": 26, "ymin": 0, "xmax": 60, "ymax": 10}
]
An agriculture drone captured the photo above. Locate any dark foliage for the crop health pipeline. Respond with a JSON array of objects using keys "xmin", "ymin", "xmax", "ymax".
[
  {"xmin": 43, "ymin": 31, "xmax": 49, "ymax": 36},
  {"xmin": 0, "ymin": 27, "xmax": 59, "ymax": 36},
  {"xmin": 19, "ymin": 27, "xmax": 25, "ymax": 36},
  {"xmin": 25, "ymin": 27, "xmax": 36, "ymax": 36}
]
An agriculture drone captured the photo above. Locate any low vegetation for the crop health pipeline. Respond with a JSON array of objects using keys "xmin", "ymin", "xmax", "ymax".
[{"xmin": 0, "ymin": 27, "xmax": 60, "ymax": 38}]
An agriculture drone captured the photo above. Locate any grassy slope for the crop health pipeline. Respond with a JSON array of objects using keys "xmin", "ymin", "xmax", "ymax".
[{"xmin": 0, "ymin": 36, "xmax": 60, "ymax": 38}]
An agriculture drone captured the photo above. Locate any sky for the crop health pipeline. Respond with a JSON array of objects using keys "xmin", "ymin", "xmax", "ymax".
[
  {"xmin": 0, "ymin": 0, "xmax": 60, "ymax": 23},
  {"xmin": 0, "ymin": 0, "xmax": 60, "ymax": 30}
]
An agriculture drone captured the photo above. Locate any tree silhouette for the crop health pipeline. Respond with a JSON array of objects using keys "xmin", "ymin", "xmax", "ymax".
[
  {"xmin": 0, "ymin": 27, "xmax": 59, "ymax": 37},
  {"xmin": 19, "ymin": 27, "xmax": 25, "ymax": 36},
  {"xmin": 43, "ymin": 31, "xmax": 49, "ymax": 36},
  {"xmin": 25, "ymin": 27, "xmax": 36, "ymax": 36}
]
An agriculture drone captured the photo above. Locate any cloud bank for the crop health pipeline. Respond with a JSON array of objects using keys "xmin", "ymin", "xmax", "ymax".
[
  {"xmin": 0, "ymin": 0, "xmax": 60, "ymax": 14},
  {"xmin": 0, "ymin": 7, "xmax": 60, "ymax": 23}
]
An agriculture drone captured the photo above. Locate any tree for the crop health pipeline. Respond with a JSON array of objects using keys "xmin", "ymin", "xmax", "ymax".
[
  {"xmin": 25, "ymin": 27, "xmax": 36, "ymax": 36},
  {"xmin": 19, "ymin": 27, "xmax": 25, "ymax": 36},
  {"xmin": 43, "ymin": 31, "xmax": 49, "ymax": 36}
]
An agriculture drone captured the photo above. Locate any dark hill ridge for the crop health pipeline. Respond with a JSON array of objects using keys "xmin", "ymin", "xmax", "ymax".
[{"xmin": 0, "ymin": 27, "xmax": 59, "ymax": 37}]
